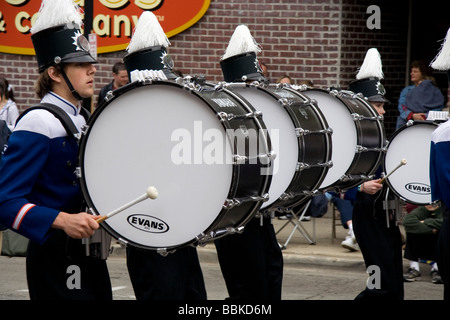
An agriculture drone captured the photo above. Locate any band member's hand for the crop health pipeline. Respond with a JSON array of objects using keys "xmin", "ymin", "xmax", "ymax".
[
  {"xmin": 361, "ymin": 180, "xmax": 383, "ymax": 195},
  {"xmin": 53, "ymin": 212, "xmax": 100, "ymax": 239}
]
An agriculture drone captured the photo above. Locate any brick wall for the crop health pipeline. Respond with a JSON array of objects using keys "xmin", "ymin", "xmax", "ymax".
[{"xmin": 0, "ymin": 0, "xmax": 438, "ymax": 137}]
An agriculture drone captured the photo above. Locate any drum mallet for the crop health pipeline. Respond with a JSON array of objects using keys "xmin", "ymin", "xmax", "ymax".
[
  {"xmin": 379, "ymin": 159, "xmax": 407, "ymax": 184},
  {"xmin": 95, "ymin": 186, "xmax": 159, "ymax": 224}
]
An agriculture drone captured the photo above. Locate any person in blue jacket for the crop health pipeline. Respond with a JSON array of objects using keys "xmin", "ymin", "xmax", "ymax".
[
  {"xmin": 0, "ymin": 0, "xmax": 112, "ymax": 300},
  {"xmin": 396, "ymin": 60, "xmax": 444, "ymax": 129}
]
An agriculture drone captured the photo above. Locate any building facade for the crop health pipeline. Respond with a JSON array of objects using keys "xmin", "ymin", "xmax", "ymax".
[{"xmin": 0, "ymin": 0, "xmax": 448, "ymax": 136}]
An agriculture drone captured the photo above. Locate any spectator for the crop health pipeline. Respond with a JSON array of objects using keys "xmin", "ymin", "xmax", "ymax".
[
  {"xmin": 97, "ymin": 62, "xmax": 129, "ymax": 107},
  {"xmin": 396, "ymin": 60, "xmax": 444, "ymax": 129},
  {"xmin": 0, "ymin": 77, "xmax": 19, "ymax": 131},
  {"xmin": 277, "ymin": 75, "xmax": 292, "ymax": 84},
  {"xmin": 328, "ymin": 187, "xmax": 359, "ymax": 251},
  {"xmin": 403, "ymin": 204, "xmax": 443, "ymax": 284}
]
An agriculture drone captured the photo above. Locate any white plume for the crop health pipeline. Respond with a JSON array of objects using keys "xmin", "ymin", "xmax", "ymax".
[
  {"xmin": 356, "ymin": 48, "xmax": 384, "ymax": 80},
  {"xmin": 431, "ymin": 28, "xmax": 450, "ymax": 71},
  {"xmin": 127, "ymin": 11, "xmax": 170, "ymax": 53},
  {"xmin": 31, "ymin": 0, "xmax": 83, "ymax": 34},
  {"xmin": 221, "ymin": 25, "xmax": 262, "ymax": 61}
]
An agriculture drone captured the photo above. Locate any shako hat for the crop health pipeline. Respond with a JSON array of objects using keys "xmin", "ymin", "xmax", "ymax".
[
  {"xmin": 431, "ymin": 27, "xmax": 450, "ymax": 82},
  {"xmin": 348, "ymin": 48, "xmax": 390, "ymax": 103},
  {"xmin": 220, "ymin": 25, "xmax": 266, "ymax": 83},
  {"xmin": 31, "ymin": 0, "xmax": 96, "ymax": 73},
  {"xmin": 124, "ymin": 11, "xmax": 177, "ymax": 80}
]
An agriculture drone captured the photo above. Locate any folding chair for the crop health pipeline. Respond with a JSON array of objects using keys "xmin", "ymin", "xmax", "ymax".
[{"xmin": 275, "ymin": 199, "xmax": 316, "ymax": 249}]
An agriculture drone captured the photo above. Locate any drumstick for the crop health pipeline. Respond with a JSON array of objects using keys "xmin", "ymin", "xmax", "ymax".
[
  {"xmin": 96, "ymin": 186, "xmax": 159, "ymax": 224},
  {"xmin": 379, "ymin": 159, "xmax": 407, "ymax": 184}
]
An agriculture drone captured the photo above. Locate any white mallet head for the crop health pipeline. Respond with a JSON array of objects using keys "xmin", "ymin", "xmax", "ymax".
[
  {"xmin": 401, "ymin": 158, "xmax": 407, "ymax": 165},
  {"xmin": 146, "ymin": 186, "xmax": 158, "ymax": 199}
]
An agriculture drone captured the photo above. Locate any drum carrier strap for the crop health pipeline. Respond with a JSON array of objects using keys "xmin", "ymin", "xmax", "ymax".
[{"xmin": 16, "ymin": 102, "xmax": 90, "ymax": 138}]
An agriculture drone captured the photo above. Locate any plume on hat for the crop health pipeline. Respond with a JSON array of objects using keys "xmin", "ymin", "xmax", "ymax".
[
  {"xmin": 431, "ymin": 27, "xmax": 450, "ymax": 71},
  {"xmin": 31, "ymin": 0, "xmax": 83, "ymax": 34},
  {"xmin": 356, "ymin": 48, "xmax": 384, "ymax": 80},
  {"xmin": 221, "ymin": 25, "xmax": 262, "ymax": 61},
  {"xmin": 127, "ymin": 11, "xmax": 170, "ymax": 54}
]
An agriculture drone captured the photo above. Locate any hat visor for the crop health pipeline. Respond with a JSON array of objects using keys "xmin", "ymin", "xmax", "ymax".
[
  {"xmin": 62, "ymin": 52, "xmax": 97, "ymax": 64},
  {"xmin": 368, "ymin": 95, "xmax": 390, "ymax": 104}
]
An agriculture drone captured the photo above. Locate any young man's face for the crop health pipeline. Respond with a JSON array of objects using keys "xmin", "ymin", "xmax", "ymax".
[
  {"xmin": 370, "ymin": 101, "xmax": 385, "ymax": 116},
  {"xmin": 65, "ymin": 62, "xmax": 97, "ymax": 99}
]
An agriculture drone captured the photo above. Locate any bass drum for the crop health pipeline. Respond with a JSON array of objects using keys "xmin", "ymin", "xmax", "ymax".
[
  {"xmin": 384, "ymin": 120, "xmax": 438, "ymax": 205},
  {"xmin": 78, "ymin": 79, "xmax": 272, "ymax": 251},
  {"xmin": 301, "ymin": 88, "xmax": 386, "ymax": 191},
  {"xmin": 222, "ymin": 82, "xmax": 332, "ymax": 211}
]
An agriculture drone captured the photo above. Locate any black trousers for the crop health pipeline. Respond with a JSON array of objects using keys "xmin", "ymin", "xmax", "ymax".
[
  {"xmin": 404, "ymin": 232, "xmax": 439, "ymax": 262},
  {"xmin": 437, "ymin": 218, "xmax": 450, "ymax": 300},
  {"xmin": 352, "ymin": 193, "xmax": 404, "ymax": 300},
  {"xmin": 214, "ymin": 216, "xmax": 284, "ymax": 300},
  {"xmin": 26, "ymin": 230, "xmax": 112, "ymax": 300},
  {"xmin": 126, "ymin": 245, "xmax": 207, "ymax": 300}
]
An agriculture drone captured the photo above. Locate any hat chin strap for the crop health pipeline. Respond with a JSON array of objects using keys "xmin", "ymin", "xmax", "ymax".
[{"xmin": 57, "ymin": 64, "xmax": 83, "ymax": 101}]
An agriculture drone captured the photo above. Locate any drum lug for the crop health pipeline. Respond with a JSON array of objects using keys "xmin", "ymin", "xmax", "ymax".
[
  {"xmin": 80, "ymin": 124, "xmax": 89, "ymax": 136},
  {"xmin": 296, "ymin": 160, "xmax": 332, "ymax": 171},
  {"xmin": 356, "ymin": 145, "xmax": 387, "ymax": 153},
  {"xmin": 223, "ymin": 198, "xmax": 241, "ymax": 209},
  {"xmin": 217, "ymin": 111, "xmax": 263, "ymax": 122},
  {"xmin": 156, "ymin": 248, "xmax": 169, "ymax": 257},
  {"xmin": 75, "ymin": 167, "xmax": 82, "ymax": 178},
  {"xmin": 232, "ymin": 154, "xmax": 247, "ymax": 165},
  {"xmin": 351, "ymin": 113, "xmax": 384, "ymax": 122},
  {"xmin": 117, "ymin": 237, "xmax": 128, "ymax": 246},
  {"xmin": 295, "ymin": 127, "xmax": 333, "ymax": 136},
  {"xmin": 105, "ymin": 90, "xmax": 115, "ymax": 102},
  {"xmin": 223, "ymin": 193, "xmax": 270, "ymax": 209}
]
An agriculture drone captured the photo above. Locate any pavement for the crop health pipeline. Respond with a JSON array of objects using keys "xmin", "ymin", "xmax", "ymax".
[{"xmin": 111, "ymin": 204, "xmax": 369, "ymax": 269}]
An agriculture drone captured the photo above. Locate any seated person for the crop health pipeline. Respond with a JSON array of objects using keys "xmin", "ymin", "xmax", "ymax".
[
  {"xmin": 328, "ymin": 187, "xmax": 358, "ymax": 251},
  {"xmin": 402, "ymin": 204, "xmax": 443, "ymax": 284}
]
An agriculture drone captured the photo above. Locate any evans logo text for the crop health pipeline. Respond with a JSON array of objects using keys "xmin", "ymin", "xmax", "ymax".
[
  {"xmin": 127, "ymin": 214, "xmax": 169, "ymax": 233},
  {"xmin": 404, "ymin": 183, "xmax": 431, "ymax": 195}
]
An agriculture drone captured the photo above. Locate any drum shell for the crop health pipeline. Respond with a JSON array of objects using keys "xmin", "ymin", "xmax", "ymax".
[
  {"xmin": 223, "ymin": 83, "xmax": 332, "ymax": 211},
  {"xmin": 301, "ymin": 88, "xmax": 386, "ymax": 191},
  {"xmin": 78, "ymin": 80, "xmax": 272, "ymax": 250}
]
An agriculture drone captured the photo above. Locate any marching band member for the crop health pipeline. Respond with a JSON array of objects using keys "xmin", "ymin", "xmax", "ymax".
[
  {"xmin": 349, "ymin": 48, "xmax": 404, "ymax": 300},
  {"xmin": 0, "ymin": 0, "xmax": 112, "ymax": 300},
  {"xmin": 214, "ymin": 25, "xmax": 284, "ymax": 300},
  {"xmin": 429, "ymin": 26, "xmax": 450, "ymax": 300},
  {"xmin": 122, "ymin": 11, "xmax": 207, "ymax": 300}
]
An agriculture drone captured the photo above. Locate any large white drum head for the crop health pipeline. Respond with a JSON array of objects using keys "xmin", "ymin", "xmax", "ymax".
[
  {"xmin": 385, "ymin": 123, "xmax": 436, "ymax": 204},
  {"xmin": 232, "ymin": 86, "xmax": 298, "ymax": 209},
  {"xmin": 81, "ymin": 84, "xmax": 233, "ymax": 249},
  {"xmin": 304, "ymin": 90, "xmax": 357, "ymax": 189}
]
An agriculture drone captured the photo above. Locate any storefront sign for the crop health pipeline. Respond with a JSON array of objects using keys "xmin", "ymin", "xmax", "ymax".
[{"xmin": 0, "ymin": 0, "xmax": 210, "ymax": 55}]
